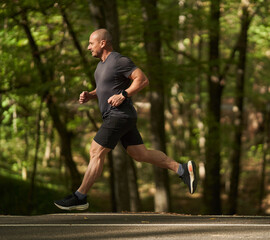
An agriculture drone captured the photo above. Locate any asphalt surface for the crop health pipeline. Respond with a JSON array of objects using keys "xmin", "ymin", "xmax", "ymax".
[{"xmin": 0, "ymin": 213, "xmax": 269, "ymax": 240}]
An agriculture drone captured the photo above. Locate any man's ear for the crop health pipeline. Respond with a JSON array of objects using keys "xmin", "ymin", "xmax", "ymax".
[{"xmin": 100, "ymin": 40, "xmax": 106, "ymax": 48}]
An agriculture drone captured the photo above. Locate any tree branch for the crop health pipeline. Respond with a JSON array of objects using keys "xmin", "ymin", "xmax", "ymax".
[
  {"xmin": 219, "ymin": 39, "xmax": 239, "ymax": 81},
  {"xmin": 86, "ymin": 110, "xmax": 99, "ymax": 131},
  {"xmin": 58, "ymin": 4, "xmax": 96, "ymax": 88},
  {"xmin": 39, "ymin": 38, "xmax": 66, "ymax": 55},
  {"xmin": 165, "ymin": 39, "xmax": 199, "ymax": 63}
]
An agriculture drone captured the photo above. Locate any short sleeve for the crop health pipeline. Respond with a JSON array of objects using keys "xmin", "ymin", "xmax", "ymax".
[{"xmin": 117, "ymin": 56, "xmax": 137, "ymax": 78}]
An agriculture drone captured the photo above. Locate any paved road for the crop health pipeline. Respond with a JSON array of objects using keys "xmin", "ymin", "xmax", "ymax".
[{"xmin": 0, "ymin": 213, "xmax": 269, "ymax": 239}]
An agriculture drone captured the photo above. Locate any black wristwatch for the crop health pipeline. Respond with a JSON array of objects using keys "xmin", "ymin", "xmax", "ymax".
[{"xmin": 121, "ymin": 90, "xmax": 128, "ymax": 99}]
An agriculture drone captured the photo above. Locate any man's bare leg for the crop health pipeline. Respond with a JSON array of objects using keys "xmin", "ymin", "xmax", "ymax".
[
  {"xmin": 77, "ymin": 140, "xmax": 111, "ymax": 194},
  {"xmin": 54, "ymin": 140, "xmax": 111, "ymax": 210},
  {"xmin": 126, "ymin": 144, "xmax": 197, "ymax": 194},
  {"xmin": 126, "ymin": 144, "xmax": 179, "ymax": 172}
]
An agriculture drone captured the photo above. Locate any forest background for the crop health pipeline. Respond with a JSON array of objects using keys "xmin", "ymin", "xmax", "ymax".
[{"xmin": 0, "ymin": 0, "xmax": 269, "ymax": 216}]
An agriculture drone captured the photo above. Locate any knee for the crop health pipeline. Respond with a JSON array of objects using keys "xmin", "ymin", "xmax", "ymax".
[{"xmin": 90, "ymin": 144, "xmax": 105, "ymax": 161}]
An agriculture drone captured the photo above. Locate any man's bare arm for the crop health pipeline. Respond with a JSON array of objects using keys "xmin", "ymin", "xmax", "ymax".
[
  {"xmin": 125, "ymin": 68, "xmax": 149, "ymax": 97},
  {"xmin": 107, "ymin": 68, "xmax": 149, "ymax": 107},
  {"xmin": 79, "ymin": 89, "xmax": 97, "ymax": 104}
]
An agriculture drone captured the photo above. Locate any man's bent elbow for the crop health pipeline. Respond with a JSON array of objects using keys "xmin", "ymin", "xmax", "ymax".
[{"xmin": 143, "ymin": 77, "xmax": 149, "ymax": 87}]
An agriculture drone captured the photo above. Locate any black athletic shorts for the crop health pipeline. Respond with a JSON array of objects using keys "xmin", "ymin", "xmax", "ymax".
[{"xmin": 94, "ymin": 116, "xmax": 143, "ymax": 149}]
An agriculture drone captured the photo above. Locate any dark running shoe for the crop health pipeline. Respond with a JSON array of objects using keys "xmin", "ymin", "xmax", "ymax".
[
  {"xmin": 180, "ymin": 160, "xmax": 197, "ymax": 194},
  {"xmin": 54, "ymin": 193, "xmax": 89, "ymax": 211}
]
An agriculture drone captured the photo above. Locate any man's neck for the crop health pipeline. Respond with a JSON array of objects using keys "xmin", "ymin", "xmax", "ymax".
[{"xmin": 101, "ymin": 50, "xmax": 113, "ymax": 62}]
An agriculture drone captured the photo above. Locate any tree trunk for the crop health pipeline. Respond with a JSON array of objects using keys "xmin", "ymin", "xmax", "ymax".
[
  {"xmin": 88, "ymin": 0, "xmax": 106, "ymax": 29},
  {"xmin": 141, "ymin": 0, "xmax": 171, "ymax": 212},
  {"xmin": 22, "ymin": 124, "xmax": 29, "ymax": 180},
  {"xmin": 107, "ymin": 151, "xmax": 117, "ymax": 212},
  {"xmin": 20, "ymin": 9, "xmax": 81, "ymax": 191},
  {"xmin": 88, "ymin": 0, "xmax": 120, "ymax": 52},
  {"xmin": 127, "ymin": 156, "xmax": 142, "ymax": 212},
  {"xmin": 228, "ymin": 2, "xmax": 251, "ymax": 214},
  {"xmin": 28, "ymin": 101, "xmax": 42, "ymax": 213},
  {"xmin": 258, "ymin": 101, "xmax": 270, "ymax": 214},
  {"xmin": 46, "ymin": 95, "xmax": 81, "ymax": 190},
  {"xmin": 196, "ymin": 1, "xmax": 206, "ymax": 168},
  {"xmin": 101, "ymin": 2, "xmax": 132, "ymax": 211},
  {"xmin": 88, "ymin": 0, "xmax": 119, "ymax": 212},
  {"xmin": 203, "ymin": 0, "xmax": 222, "ymax": 214},
  {"xmin": 103, "ymin": 0, "xmax": 120, "ymax": 52},
  {"xmin": 89, "ymin": 0, "xmax": 141, "ymax": 212},
  {"xmin": 42, "ymin": 122, "xmax": 53, "ymax": 167},
  {"xmin": 113, "ymin": 144, "xmax": 130, "ymax": 212}
]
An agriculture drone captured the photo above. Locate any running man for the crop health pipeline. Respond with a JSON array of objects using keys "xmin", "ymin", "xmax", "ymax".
[{"xmin": 54, "ymin": 29, "xmax": 197, "ymax": 211}]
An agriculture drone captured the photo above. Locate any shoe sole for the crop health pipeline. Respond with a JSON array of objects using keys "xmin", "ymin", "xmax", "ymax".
[
  {"xmin": 54, "ymin": 202, "xmax": 89, "ymax": 211},
  {"xmin": 188, "ymin": 161, "xmax": 195, "ymax": 194}
]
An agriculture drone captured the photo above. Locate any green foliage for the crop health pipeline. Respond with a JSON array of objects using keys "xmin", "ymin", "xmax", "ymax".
[
  {"xmin": 0, "ymin": 0, "xmax": 269, "ymax": 215},
  {"xmin": 0, "ymin": 174, "xmax": 65, "ymax": 215}
]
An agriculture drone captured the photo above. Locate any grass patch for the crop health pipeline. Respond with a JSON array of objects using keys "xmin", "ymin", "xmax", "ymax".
[{"xmin": 0, "ymin": 174, "xmax": 68, "ymax": 215}]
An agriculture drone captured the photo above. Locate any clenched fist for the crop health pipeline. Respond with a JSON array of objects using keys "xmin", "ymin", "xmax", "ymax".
[{"xmin": 79, "ymin": 91, "xmax": 91, "ymax": 104}]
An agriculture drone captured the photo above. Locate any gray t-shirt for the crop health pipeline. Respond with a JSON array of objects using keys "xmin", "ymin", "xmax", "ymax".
[{"xmin": 94, "ymin": 52, "xmax": 138, "ymax": 119}]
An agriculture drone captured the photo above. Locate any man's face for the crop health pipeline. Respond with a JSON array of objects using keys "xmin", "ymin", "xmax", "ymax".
[{"xmin": 87, "ymin": 33, "xmax": 103, "ymax": 58}]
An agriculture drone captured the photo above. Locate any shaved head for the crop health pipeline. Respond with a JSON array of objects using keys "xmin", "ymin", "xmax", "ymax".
[
  {"xmin": 91, "ymin": 29, "xmax": 113, "ymax": 47},
  {"xmin": 88, "ymin": 29, "xmax": 113, "ymax": 61}
]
